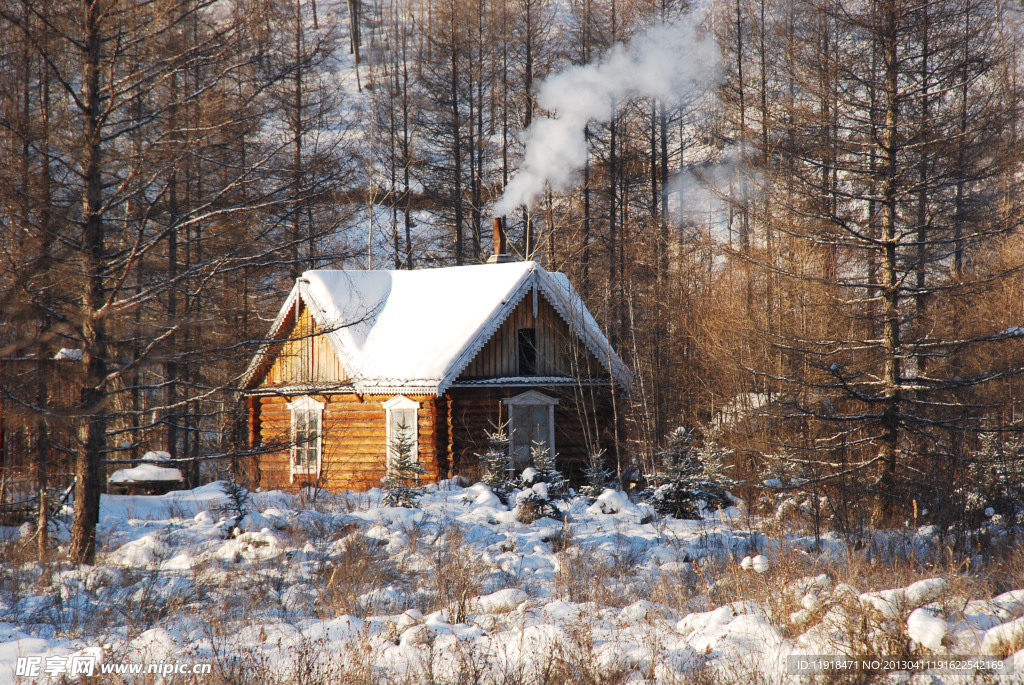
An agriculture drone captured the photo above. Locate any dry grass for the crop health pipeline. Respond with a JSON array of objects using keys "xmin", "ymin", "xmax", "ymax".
[
  {"xmin": 552, "ymin": 523, "xmax": 652, "ymax": 608},
  {"xmin": 429, "ymin": 521, "xmax": 491, "ymax": 623},
  {"xmin": 4, "ymin": 489, "xmax": 1024, "ymax": 685},
  {"xmin": 318, "ymin": 531, "xmax": 405, "ymax": 617}
]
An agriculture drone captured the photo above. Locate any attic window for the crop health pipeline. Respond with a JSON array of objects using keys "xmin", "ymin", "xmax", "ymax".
[
  {"xmin": 288, "ymin": 396, "xmax": 323, "ymax": 481},
  {"xmin": 503, "ymin": 390, "xmax": 558, "ymax": 467},
  {"xmin": 517, "ymin": 328, "xmax": 537, "ymax": 376},
  {"xmin": 382, "ymin": 395, "xmax": 420, "ymax": 467}
]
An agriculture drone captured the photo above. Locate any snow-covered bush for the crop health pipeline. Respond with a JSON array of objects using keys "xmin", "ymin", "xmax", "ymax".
[
  {"xmin": 516, "ymin": 442, "xmax": 567, "ymax": 523},
  {"xmin": 382, "ymin": 421, "xmax": 425, "ymax": 508},
  {"xmin": 644, "ymin": 427, "xmax": 734, "ymax": 519}
]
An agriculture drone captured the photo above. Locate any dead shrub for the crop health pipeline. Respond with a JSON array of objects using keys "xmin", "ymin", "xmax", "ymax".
[
  {"xmin": 430, "ymin": 522, "xmax": 489, "ymax": 623},
  {"xmin": 319, "ymin": 532, "xmax": 402, "ymax": 617},
  {"xmin": 536, "ymin": 622, "xmax": 633, "ymax": 685}
]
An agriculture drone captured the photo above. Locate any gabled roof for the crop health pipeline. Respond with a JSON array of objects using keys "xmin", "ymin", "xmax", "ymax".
[{"xmin": 243, "ymin": 261, "xmax": 632, "ymax": 396}]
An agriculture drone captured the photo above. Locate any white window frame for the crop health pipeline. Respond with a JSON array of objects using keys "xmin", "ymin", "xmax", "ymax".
[
  {"xmin": 503, "ymin": 390, "xmax": 558, "ymax": 466},
  {"xmin": 288, "ymin": 395, "xmax": 324, "ymax": 482},
  {"xmin": 382, "ymin": 395, "xmax": 420, "ymax": 467}
]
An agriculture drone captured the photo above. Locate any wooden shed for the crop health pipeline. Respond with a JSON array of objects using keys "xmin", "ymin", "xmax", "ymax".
[{"xmin": 242, "ymin": 261, "xmax": 632, "ymax": 491}]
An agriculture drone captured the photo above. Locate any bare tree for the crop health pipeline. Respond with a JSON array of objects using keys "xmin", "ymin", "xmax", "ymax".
[{"xmin": 0, "ymin": 0, "xmax": 356, "ymax": 563}]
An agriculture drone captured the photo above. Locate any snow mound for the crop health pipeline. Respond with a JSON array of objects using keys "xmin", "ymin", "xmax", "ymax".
[
  {"xmin": 107, "ymin": 534, "xmax": 170, "ymax": 567},
  {"xmin": 618, "ymin": 600, "xmax": 669, "ymax": 623},
  {"xmin": 740, "ymin": 555, "xmax": 769, "ymax": 573},
  {"xmin": 239, "ymin": 511, "xmax": 273, "ymax": 532},
  {"xmin": 786, "ymin": 574, "xmax": 831, "ymax": 604},
  {"xmin": 475, "ymin": 490, "xmax": 505, "ymax": 509},
  {"xmin": 303, "ymin": 615, "xmax": 365, "ymax": 644},
  {"xmin": 213, "ymin": 530, "xmax": 282, "ymax": 562},
  {"xmin": 471, "ymin": 588, "xmax": 529, "ymax": 614},
  {"xmin": 982, "ymin": 616, "xmax": 1024, "ymax": 656},
  {"xmin": 194, "ymin": 511, "xmax": 214, "ymax": 525},
  {"xmin": 966, "ymin": 589, "xmax": 1024, "ymax": 625},
  {"xmin": 160, "ymin": 552, "xmax": 195, "ymax": 571},
  {"xmin": 281, "ymin": 584, "xmax": 317, "ymax": 614},
  {"xmin": 905, "ymin": 578, "xmax": 946, "ymax": 605},
  {"xmin": 396, "ymin": 609, "xmax": 424, "ymax": 631},
  {"xmin": 907, "ymin": 608, "xmax": 948, "ymax": 651},
  {"xmin": 586, "ymin": 489, "xmax": 646, "ymax": 516},
  {"xmin": 400, "ymin": 624, "xmax": 432, "ymax": 646},
  {"xmin": 129, "ymin": 628, "xmax": 177, "ymax": 661},
  {"xmin": 860, "ymin": 578, "xmax": 945, "ymax": 619},
  {"xmin": 676, "ymin": 602, "xmax": 781, "ymax": 656}
]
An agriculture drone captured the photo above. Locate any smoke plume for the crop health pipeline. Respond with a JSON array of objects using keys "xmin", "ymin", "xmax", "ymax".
[{"xmin": 495, "ymin": 19, "xmax": 719, "ymax": 215}]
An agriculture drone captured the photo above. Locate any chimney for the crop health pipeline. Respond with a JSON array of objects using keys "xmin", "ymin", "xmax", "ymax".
[{"xmin": 487, "ymin": 217, "xmax": 515, "ymax": 263}]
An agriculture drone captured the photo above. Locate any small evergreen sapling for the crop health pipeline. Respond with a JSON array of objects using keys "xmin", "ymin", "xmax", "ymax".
[
  {"xmin": 580, "ymin": 449, "xmax": 612, "ymax": 500},
  {"xmin": 528, "ymin": 440, "xmax": 567, "ymax": 496},
  {"xmin": 516, "ymin": 441, "xmax": 567, "ymax": 522},
  {"xmin": 218, "ymin": 469, "xmax": 251, "ymax": 524},
  {"xmin": 382, "ymin": 421, "xmax": 426, "ymax": 507},
  {"xmin": 479, "ymin": 425, "xmax": 514, "ymax": 501},
  {"xmin": 646, "ymin": 427, "xmax": 735, "ymax": 519}
]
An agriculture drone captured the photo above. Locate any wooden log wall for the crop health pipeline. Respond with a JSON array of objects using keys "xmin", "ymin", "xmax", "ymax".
[
  {"xmin": 459, "ymin": 290, "xmax": 605, "ymax": 379},
  {"xmin": 263, "ymin": 303, "xmax": 347, "ymax": 386},
  {"xmin": 255, "ymin": 393, "xmax": 442, "ymax": 491},
  {"xmin": 446, "ymin": 385, "xmax": 619, "ymax": 484}
]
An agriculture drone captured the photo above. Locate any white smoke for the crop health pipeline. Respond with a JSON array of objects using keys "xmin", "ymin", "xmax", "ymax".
[
  {"xmin": 495, "ymin": 19, "xmax": 719, "ymax": 215},
  {"xmin": 674, "ymin": 145, "xmax": 767, "ymax": 243}
]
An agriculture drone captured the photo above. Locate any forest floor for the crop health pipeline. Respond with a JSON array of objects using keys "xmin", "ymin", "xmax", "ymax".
[{"xmin": 1, "ymin": 480, "xmax": 1023, "ymax": 684}]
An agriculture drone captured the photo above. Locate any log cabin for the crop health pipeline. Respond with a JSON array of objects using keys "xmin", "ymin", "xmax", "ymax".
[{"xmin": 242, "ymin": 255, "xmax": 632, "ymax": 492}]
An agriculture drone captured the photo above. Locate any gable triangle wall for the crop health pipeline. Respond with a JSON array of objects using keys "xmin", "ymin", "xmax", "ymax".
[
  {"xmin": 458, "ymin": 289, "xmax": 606, "ymax": 380},
  {"xmin": 261, "ymin": 301, "xmax": 349, "ymax": 387}
]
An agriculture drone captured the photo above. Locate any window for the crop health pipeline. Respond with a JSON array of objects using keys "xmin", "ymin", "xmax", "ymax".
[
  {"xmin": 503, "ymin": 390, "xmax": 558, "ymax": 467},
  {"xmin": 517, "ymin": 328, "xmax": 537, "ymax": 375},
  {"xmin": 288, "ymin": 396, "xmax": 323, "ymax": 480},
  {"xmin": 382, "ymin": 395, "xmax": 419, "ymax": 466}
]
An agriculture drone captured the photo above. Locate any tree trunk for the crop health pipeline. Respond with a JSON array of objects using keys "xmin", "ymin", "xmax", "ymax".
[
  {"xmin": 874, "ymin": 0, "xmax": 901, "ymax": 524},
  {"xmin": 69, "ymin": 0, "xmax": 107, "ymax": 565}
]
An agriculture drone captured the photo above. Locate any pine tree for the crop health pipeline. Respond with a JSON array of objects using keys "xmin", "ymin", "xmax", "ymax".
[
  {"xmin": 382, "ymin": 421, "xmax": 426, "ymax": 507},
  {"xmin": 646, "ymin": 427, "xmax": 735, "ymax": 519},
  {"xmin": 479, "ymin": 425, "xmax": 514, "ymax": 501},
  {"xmin": 580, "ymin": 449, "xmax": 612, "ymax": 500},
  {"xmin": 218, "ymin": 469, "xmax": 252, "ymax": 522},
  {"xmin": 516, "ymin": 441, "xmax": 567, "ymax": 522},
  {"xmin": 525, "ymin": 441, "xmax": 567, "ymax": 499}
]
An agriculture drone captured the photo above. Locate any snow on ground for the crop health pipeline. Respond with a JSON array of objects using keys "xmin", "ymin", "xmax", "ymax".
[{"xmin": 1, "ymin": 481, "xmax": 1023, "ymax": 684}]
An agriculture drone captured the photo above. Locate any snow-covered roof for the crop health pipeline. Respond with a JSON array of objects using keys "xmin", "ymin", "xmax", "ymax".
[
  {"xmin": 109, "ymin": 463, "xmax": 184, "ymax": 484},
  {"xmin": 244, "ymin": 262, "xmax": 631, "ymax": 396}
]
